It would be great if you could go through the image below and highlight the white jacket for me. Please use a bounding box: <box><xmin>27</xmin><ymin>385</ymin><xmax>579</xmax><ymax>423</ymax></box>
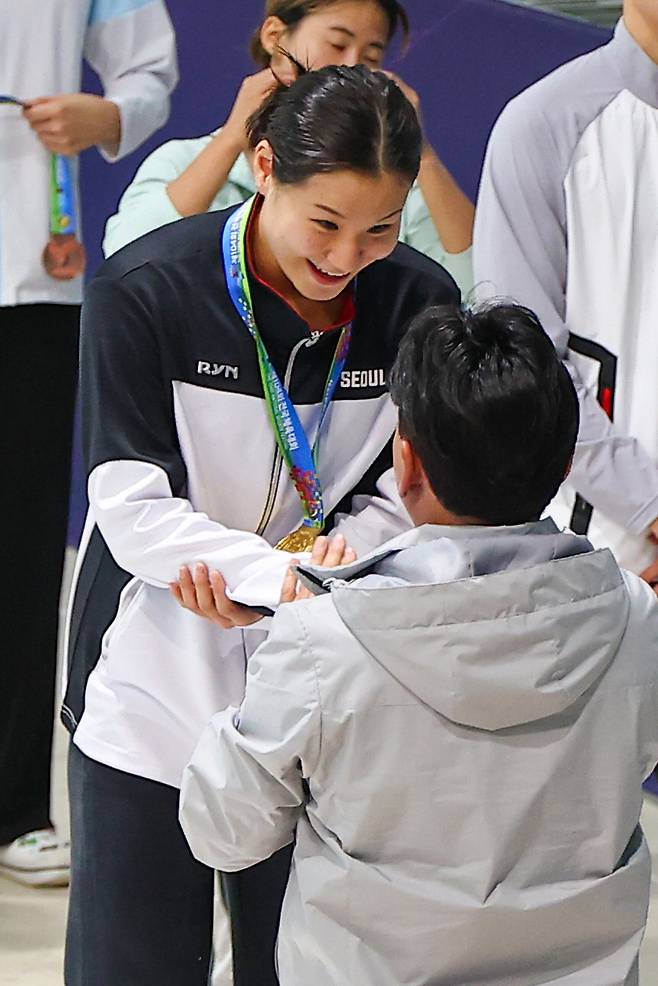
<box><xmin>181</xmin><ymin>520</ymin><xmax>658</xmax><ymax>986</ymax></box>
<box><xmin>474</xmin><ymin>20</ymin><xmax>658</xmax><ymax>572</ymax></box>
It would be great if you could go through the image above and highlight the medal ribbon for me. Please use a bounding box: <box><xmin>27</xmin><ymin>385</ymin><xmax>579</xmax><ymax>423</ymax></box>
<box><xmin>222</xmin><ymin>195</ymin><xmax>351</xmax><ymax>533</ymax></box>
<box><xmin>49</xmin><ymin>153</ymin><xmax>78</xmax><ymax>237</ymax></box>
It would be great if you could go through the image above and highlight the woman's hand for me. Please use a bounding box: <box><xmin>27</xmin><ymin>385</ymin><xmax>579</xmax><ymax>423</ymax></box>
<box><xmin>280</xmin><ymin>534</ymin><xmax>357</xmax><ymax>603</ymax></box>
<box><xmin>170</xmin><ymin>563</ymin><xmax>264</xmax><ymax>629</ymax></box>
<box><xmin>170</xmin><ymin>534</ymin><xmax>357</xmax><ymax>627</ymax></box>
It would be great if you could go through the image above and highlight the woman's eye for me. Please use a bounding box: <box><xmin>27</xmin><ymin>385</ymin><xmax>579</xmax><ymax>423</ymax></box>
<box><xmin>369</xmin><ymin>224</ymin><xmax>393</xmax><ymax>235</ymax></box>
<box><xmin>313</xmin><ymin>219</ymin><xmax>339</xmax><ymax>231</ymax></box>
<box><xmin>331</xmin><ymin>44</ymin><xmax>347</xmax><ymax>54</ymax></box>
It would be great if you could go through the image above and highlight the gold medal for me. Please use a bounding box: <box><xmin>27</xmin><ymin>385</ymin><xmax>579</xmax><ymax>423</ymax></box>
<box><xmin>43</xmin><ymin>233</ymin><xmax>86</xmax><ymax>280</ymax></box>
<box><xmin>276</xmin><ymin>525</ymin><xmax>321</xmax><ymax>553</ymax></box>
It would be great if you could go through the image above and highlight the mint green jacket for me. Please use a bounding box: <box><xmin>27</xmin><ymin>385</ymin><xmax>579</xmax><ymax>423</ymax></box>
<box><xmin>103</xmin><ymin>134</ymin><xmax>473</xmax><ymax>295</ymax></box>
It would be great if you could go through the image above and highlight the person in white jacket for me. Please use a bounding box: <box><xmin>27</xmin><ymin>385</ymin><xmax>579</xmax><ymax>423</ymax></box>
<box><xmin>181</xmin><ymin>301</ymin><xmax>658</xmax><ymax>986</ymax></box>
<box><xmin>474</xmin><ymin>1</ymin><xmax>658</xmax><ymax>586</ymax></box>
<box><xmin>0</xmin><ymin>0</ymin><xmax>177</xmax><ymax>889</ymax></box>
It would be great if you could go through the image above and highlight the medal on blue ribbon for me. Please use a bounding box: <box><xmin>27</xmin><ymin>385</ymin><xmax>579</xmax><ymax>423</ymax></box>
<box><xmin>222</xmin><ymin>196</ymin><xmax>352</xmax><ymax>552</ymax></box>
<box><xmin>43</xmin><ymin>152</ymin><xmax>86</xmax><ymax>280</ymax></box>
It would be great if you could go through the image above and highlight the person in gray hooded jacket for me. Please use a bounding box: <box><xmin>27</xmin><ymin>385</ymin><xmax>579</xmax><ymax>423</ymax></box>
<box><xmin>179</xmin><ymin>302</ymin><xmax>658</xmax><ymax>986</ymax></box>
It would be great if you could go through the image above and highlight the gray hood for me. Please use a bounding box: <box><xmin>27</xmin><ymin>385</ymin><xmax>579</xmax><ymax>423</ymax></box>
<box><xmin>298</xmin><ymin>520</ymin><xmax>629</xmax><ymax>731</ymax></box>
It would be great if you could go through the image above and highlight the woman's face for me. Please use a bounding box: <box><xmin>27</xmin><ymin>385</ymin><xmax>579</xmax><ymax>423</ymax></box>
<box><xmin>271</xmin><ymin>0</ymin><xmax>391</xmax><ymax>75</ymax></box>
<box><xmin>255</xmin><ymin>148</ymin><xmax>410</xmax><ymax>303</ymax></box>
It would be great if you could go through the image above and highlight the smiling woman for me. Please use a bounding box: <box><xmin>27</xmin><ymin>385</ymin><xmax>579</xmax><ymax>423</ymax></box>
<box><xmin>63</xmin><ymin>63</ymin><xmax>460</xmax><ymax>986</ymax></box>
<box><xmin>244</xmin><ymin>63</ymin><xmax>419</xmax><ymax>324</ymax></box>
<box><xmin>102</xmin><ymin>0</ymin><xmax>475</xmax><ymax>294</ymax></box>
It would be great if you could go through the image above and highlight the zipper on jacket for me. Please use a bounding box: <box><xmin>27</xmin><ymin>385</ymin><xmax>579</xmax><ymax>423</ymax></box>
<box><xmin>255</xmin><ymin>333</ymin><xmax>322</xmax><ymax>537</ymax></box>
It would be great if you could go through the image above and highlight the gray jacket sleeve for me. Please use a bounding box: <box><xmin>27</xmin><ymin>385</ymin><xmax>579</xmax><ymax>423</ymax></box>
<box><xmin>179</xmin><ymin>604</ymin><xmax>321</xmax><ymax>872</ymax></box>
<box><xmin>474</xmin><ymin>94</ymin><xmax>658</xmax><ymax>536</ymax></box>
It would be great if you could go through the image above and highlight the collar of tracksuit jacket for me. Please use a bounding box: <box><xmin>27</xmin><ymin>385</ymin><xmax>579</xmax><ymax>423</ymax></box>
<box><xmin>297</xmin><ymin>518</ymin><xmax>629</xmax><ymax>731</ymax></box>
<box><xmin>609</xmin><ymin>19</ymin><xmax>658</xmax><ymax>110</ymax></box>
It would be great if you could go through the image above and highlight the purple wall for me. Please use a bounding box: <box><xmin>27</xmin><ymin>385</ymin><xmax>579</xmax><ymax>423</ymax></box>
<box><xmin>69</xmin><ymin>0</ymin><xmax>610</xmax><ymax>542</ymax></box>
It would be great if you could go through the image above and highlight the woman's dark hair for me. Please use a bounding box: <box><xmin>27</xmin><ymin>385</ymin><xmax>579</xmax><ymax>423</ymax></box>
<box><xmin>389</xmin><ymin>302</ymin><xmax>580</xmax><ymax>525</ymax></box>
<box><xmin>250</xmin><ymin>0</ymin><xmax>410</xmax><ymax>66</ymax></box>
<box><xmin>247</xmin><ymin>63</ymin><xmax>421</xmax><ymax>184</ymax></box>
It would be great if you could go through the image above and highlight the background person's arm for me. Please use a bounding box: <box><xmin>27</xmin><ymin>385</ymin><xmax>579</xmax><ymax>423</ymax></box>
<box><xmin>387</xmin><ymin>72</ymin><xmax>474</xmax><ymax>276</ymax></box>
<box><xmin>24</xmin><ymin>0</ymin><xmax>177</xmax><ymax>160</ymax></box>
<box><xmin>474</xmin><ymin>95</ymin><xmax>658</xmax><ymax>544</ymax></box>
<box><xmin>83</xmin><ymin>0</ymin><xmax>178</xmax><ymax>160</ymax></box>
<box><xmin>166</xmin><ymin>69</ymin><xmax>276</xmax><ymax>217</ymax></box>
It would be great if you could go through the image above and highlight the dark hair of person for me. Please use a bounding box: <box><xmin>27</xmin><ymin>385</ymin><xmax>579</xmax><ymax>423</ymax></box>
<box><xmin>247</xmin><ymin>63</ymin><xmax>421</xmax><ymax>184</ymax></box>
<box><xmin>389</xmin><ymin>303</ymin><xmax>580</xmax><ymax>525</ymax></box>
<box><xmin>250</xmin><ymin>0</ymin><xmax>410</xmax><ymax>66</ymax></box>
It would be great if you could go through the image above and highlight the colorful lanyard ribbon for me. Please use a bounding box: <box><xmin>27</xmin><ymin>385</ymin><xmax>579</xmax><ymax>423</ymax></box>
<box><xmin>49</xmin><ymin>153</ymin><xmax>78</xmax><ymax>237</ymax></box>
<box><xmin>1</xmin><ymin>93</ymin><xmax>84</xmax><ymax>278</ymax></box>
<box><xmin>222</xmin><ymin>196</ymin><xmax>352</xmax><ymax>548</ymax></box>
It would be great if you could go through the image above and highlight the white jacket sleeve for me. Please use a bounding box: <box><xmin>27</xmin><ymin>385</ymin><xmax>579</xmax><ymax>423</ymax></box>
<box><xmin>82</xmin><ymin>271</ymin><xmax>293</xmax><ymax>610</ymax></box>
<box><xmin>84</xmin><ymin>0</ymin><xmax>178</xmax><ymax>161</ymax></box>
<box><xmin>180</xmin><ymin>603</ymin><xmax>320</xmax><ymax>871</ymax></box>
<box><xmin>474</xmin><ymin>96</ymin><xmax>658</xmax><ymax>536</ymax></box>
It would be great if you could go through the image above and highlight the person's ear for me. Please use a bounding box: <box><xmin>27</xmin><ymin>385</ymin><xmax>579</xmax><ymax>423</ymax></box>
<box><xmin>252</xmin><ymin>139</ymin><xmax>275</xmax><ymax>196</ymax></box>
<box><xmin>260</xmin><ymin>16</ymin><xmax>288</xmax><ymax>59</ymax></box>
<box><xmin>395</xmin><ymin>432</ymin><xmax>423</xmax><ymax>502</ymax></box>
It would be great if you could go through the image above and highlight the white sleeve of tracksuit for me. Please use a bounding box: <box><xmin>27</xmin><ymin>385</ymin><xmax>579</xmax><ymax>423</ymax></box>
<box><xmin>180</xmin><ymin>603</ymin><xmax>319</xmax><ymax>871</ymax></box>
<box><xmin>82</xmin><ymin>271</ymin><xmax>300</xmax><ymax>611</ymax></box>
<box><xmin>474</xmin><ymin>94</ymin><xmax>658</xmax><ymax>536</ymax></box>
<box><xmin>84</xmin><ymin>0</ymin><xmax>178</xmax><ymax>161</ymax></box>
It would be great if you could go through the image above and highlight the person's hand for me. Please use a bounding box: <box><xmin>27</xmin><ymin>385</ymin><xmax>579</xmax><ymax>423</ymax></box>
<box><xmin>222</xmin><ymin>69</ymin><xmax>283</xmax><ymax>153</ymax></box>
<box><xmin>170</xmin><ymin>563</ymin><xmax>264</xmax><ymax>629</ymax></box>
<box><xmin>23</xmin><ymin>93</ymin><xmax>121</xmax><ymax>156</ymax></box>
<box><xmin>280</xmin><ymin>534</ymin><xmax>357</xmax><ymax>604</ymax></box>
<box><xmin>382</xmin><ymin>71</ymin><xmax>421</xmax><ymax>116</ymax></box>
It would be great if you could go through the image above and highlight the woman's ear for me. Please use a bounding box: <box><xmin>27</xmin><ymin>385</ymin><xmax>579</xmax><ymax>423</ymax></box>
<box><xmin>259</xmin><ymin>16</ymin><xmax>288</xmax><ymax>59</ymax></box>
<box><xmin>252</xmin><ymin>139</ymin><xmax>275</xmax><ymax>196</ymax></box>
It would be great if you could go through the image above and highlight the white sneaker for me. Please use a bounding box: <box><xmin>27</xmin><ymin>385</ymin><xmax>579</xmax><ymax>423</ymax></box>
<box><xmin>0</xmin><ymin>828</ymin><xmax>70</xmax><ymax>887</ymax></box>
